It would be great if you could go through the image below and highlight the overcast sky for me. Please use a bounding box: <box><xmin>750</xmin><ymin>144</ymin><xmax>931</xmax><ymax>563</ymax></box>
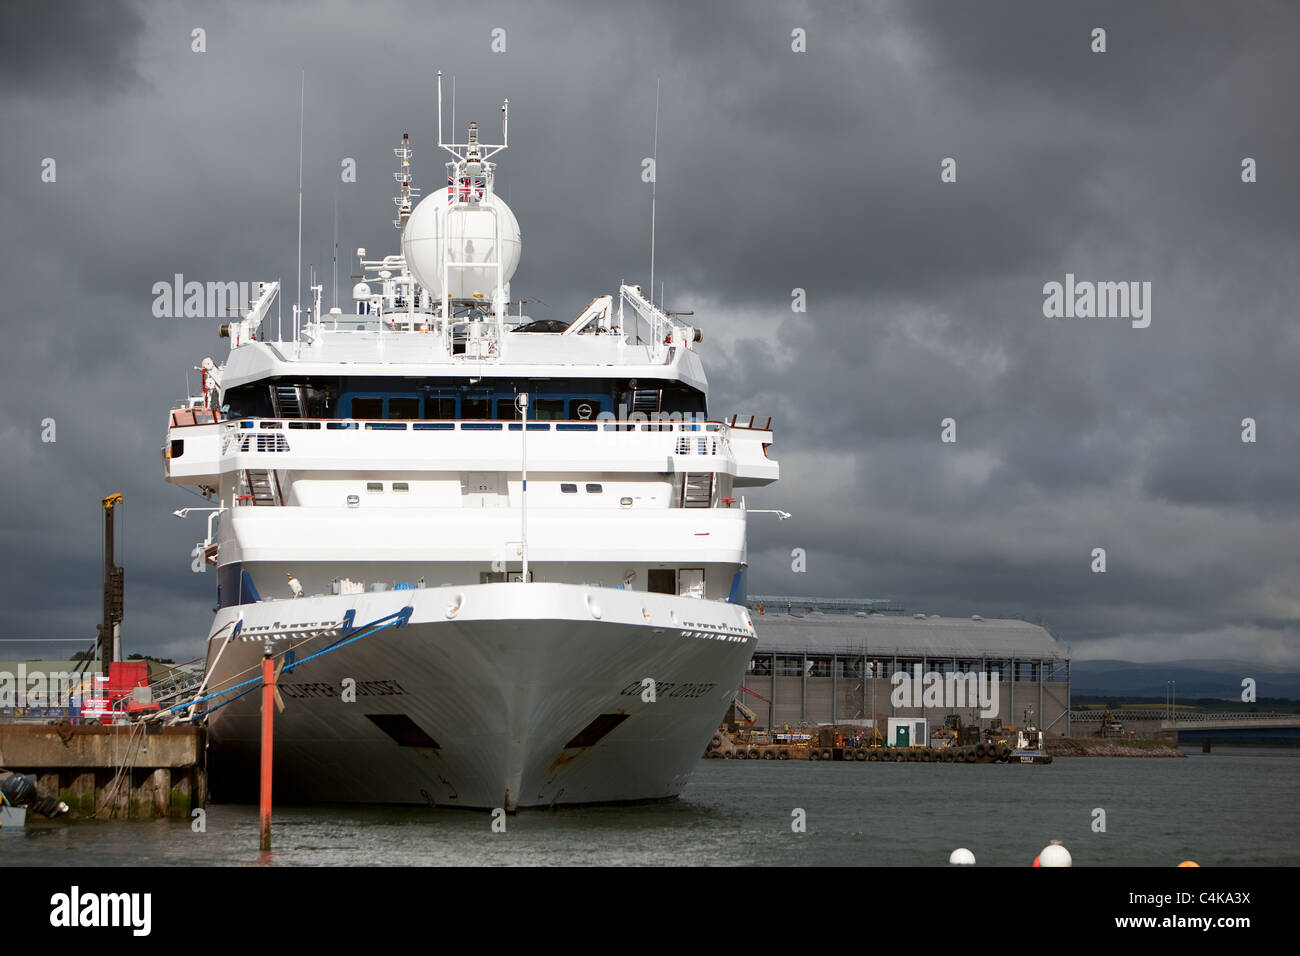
<box><xmin>2</xmin><ymin>0</ymin><xmax>1298</xmax><ymax>670</ymax></box>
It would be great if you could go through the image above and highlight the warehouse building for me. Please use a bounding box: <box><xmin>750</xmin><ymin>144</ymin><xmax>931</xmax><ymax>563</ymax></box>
<box><xmin>743</xmin><ymin>596</ymin><xmax>1071</xmax><ymax>736</ymax></box>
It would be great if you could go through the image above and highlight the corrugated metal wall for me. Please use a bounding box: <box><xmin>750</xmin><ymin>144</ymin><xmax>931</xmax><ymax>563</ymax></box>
<box><xmin>742</xmin><ymin>663</ymin><xmax>1070</xmax><ymax>734</ymax></box>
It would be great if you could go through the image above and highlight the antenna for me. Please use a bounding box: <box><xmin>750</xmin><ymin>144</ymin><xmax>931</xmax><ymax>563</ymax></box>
<box><xmin>435</xmin><ymin>71</ymin><xmax>510</xmax><ymax>163</ymax></box>
<box><xmin>332</xmin><ymin>196</ymin><xmax>339</xmax><ymax>309</ymax></box>
<box><xmin>517</xmin><ymin>391</ymin><xmax>530</xmax><ymax>583</ymax></box>
<box><xmin>393</xmin><ymin>132</ymin><xmax>419</xmax><ymax>229</ymax></box>
<box><xmin>294</xmin><ymin>70</ymin><xmax>305</xmax><ymax>342</ymax></box>
<box><xmin>430</xmin><ymin>69</ymin><xmax>512</xmax><ymax>326</ymax></box>
<box><xmin>649</xmin><ymin>76</ymin><xmax>660</xmax><ymax>308</ymax></box>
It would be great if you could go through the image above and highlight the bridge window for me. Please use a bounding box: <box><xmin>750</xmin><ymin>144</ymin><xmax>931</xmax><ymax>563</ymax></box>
<box><xmin>388</xmin><ymin>398</ymin><xmax>420</xmax><ymax>419</ymax></box>
<box><xmin>560</xmin><ymin>483</ymin><xmax>577</xmax><ymax>494</ymax></box>
<box><xmin>534</xmin><ymin>398</ymin><xmax>566</xmax><ymax>420</ymax></box>
<box><xmin>326</xmin><ymin>383</ymin><xmax>621</xmax><ymax>423</ymax></box>
<box><xmin>585</xmin><ymin>483</ymin><xmax>603</xmax><ymax>494</ymax></box>
<box><xmin>425</xmin><ymin>397</ymin><xmax>456</xmax><ymax>419</ymax></box>
<box><xmin>351</xmin><ymin>397</ymin><xmax>382</xmax><ymax>419</ymax></box>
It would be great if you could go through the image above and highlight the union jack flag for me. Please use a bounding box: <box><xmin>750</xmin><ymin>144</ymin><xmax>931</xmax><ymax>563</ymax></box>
<box><xmin>448</xmin><ymin>176</ymin><xmax>485</xmax><ymax>203</ymax></box>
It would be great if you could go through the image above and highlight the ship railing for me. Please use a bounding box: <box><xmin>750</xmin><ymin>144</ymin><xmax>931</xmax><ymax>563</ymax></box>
<box><xmin>210</xmin><ymin>417</ymin><xmax>771</xmax><ymax>475</ymax></box>
<box><xmin>182</xmin><ymin>415</ymin><xmax>772</xmax><ymax>436</ymax></box>
<box><xmin>213</xmin><ymin>417</ymin><xmax>765</xmax><ymax>435</ymax></box>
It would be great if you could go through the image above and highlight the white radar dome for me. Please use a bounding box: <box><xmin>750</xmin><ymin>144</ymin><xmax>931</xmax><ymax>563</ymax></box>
<box><xmin>402</xmin><ymin>188</ymin><xmax>521</xmax><ymax>300</ymax></box>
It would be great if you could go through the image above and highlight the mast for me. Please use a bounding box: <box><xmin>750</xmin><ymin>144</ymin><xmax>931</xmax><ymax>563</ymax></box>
<box><xmin>393</xmin><ymin>132</ymin><xmax>417</xmax><ymax>230</ymax></box>
<box><xmin>293</xmin><ymin>71</ymin><xmax>304</xmax><ymax>343</ymax></box>
<box><xmin>392</xmin><ymin>132</ymin><xmax>419</xmax><ymax>320</ymax></box>
<box><xmin>433</xmin><ymin>72</ymin><xmax>511</xmax><ymax>328</ymax></box>
<box><xmin>519</xmin><ymin>392</ymin><xmax>529</xmax><ymax>582</ymax></box>
<box><xmin>99</xmin><ymin>494</ymin><xmax>124</xmax><ymax>676</ymax></box>
<box><xmin>650</xmin><ymin>77</ymin><xmax>659</xmax><ymax>307</ymax></box>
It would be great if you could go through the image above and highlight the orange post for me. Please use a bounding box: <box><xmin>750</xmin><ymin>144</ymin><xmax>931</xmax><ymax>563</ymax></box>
<box><xmin>259</xmin><ymin>649</ymin><xmax>274</xmax><ymax>851</ymax></box>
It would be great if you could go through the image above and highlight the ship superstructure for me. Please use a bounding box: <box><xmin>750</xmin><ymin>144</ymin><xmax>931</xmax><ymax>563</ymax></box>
<box><xmin>162</xmin><ymin>81</ymin><xmax>778</xmax><ymax>809</ymax></box>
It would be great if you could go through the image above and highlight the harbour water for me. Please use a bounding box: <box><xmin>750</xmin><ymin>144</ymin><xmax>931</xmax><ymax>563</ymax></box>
<box><xmin>6</xmin><ymin>747</ymin><xmax>1297</xmax><ymax>866</ymax></box>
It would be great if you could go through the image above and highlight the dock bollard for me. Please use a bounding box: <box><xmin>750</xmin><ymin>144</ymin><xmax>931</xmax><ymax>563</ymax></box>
<box><xmin>259</xmin><ymin>648</ymin><xmax>275</xmax><ymax>851</ymax></box>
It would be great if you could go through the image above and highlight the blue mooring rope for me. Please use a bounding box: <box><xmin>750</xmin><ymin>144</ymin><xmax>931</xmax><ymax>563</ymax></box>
<box><xmin>165</xmin><ymin>606</ymin><xmax>413</xmax><ymax>722</ymax></box>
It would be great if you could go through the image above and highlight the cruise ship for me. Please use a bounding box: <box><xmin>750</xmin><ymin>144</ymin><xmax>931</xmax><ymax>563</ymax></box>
<box><xmin>161</xmin><ymin>83</ymin><xmax>779</xmax><ymax>809</ymax></box>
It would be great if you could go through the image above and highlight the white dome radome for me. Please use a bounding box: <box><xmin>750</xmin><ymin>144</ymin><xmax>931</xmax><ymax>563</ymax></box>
<box><xmin>352</xmin><ymin>282</ymin><xmax>371</xmax><ymax>300</ymax></box>
<box><xmin>402</xmin><ymin>188</ymin><xmax>521</xmax><ymax>301</ymax></box>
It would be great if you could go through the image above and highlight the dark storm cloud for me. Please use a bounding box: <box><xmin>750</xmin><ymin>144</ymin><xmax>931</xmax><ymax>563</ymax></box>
<box><xmin>0</xmin><ymin>0</ymin><xmax>146</xmax><ymax>97</ymax></box>
<box><xmin>0</xmin><ymin>0</ymin><xmax>1297</xmax><ymax>667</ymax></box>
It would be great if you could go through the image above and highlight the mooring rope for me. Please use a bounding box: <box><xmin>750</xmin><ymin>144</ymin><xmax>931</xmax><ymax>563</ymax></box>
<box><xmin>160</xmin><ymin>608</ymin><xmax>413</xmax><ymax>722</ymax></box>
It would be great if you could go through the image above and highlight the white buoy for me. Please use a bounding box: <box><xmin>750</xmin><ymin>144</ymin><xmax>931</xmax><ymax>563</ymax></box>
<box><xmin>1038</xmin><ymin>841</ymin><xmax>1072</xmax><ymax>867</ymax></box>
<box><xmin>948</xmin><ymin>848</ymin><xmax>976</xmax><ymax>866</ymax></box>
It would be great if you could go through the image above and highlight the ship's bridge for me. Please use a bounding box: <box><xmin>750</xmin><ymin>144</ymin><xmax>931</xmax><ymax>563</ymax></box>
<box><xmin>220</xmin><ymin>282</ymin><xmax>708</xmax><ymax>389</ymax></box>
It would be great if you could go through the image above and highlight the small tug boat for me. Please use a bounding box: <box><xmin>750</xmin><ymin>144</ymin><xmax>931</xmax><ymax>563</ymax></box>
<box><xmin>1007</xmin><ymin>724</ymin><xmax>1053</xmax><ymax>765</ymax></box>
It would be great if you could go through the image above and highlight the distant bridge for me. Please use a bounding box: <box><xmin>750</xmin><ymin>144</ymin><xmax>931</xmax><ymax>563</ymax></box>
<box><xmin>1162</xmin><ymin>715</ymin><xmax>1300</xmax><ymax>743</ymax></box>
<box><xmin>1070</xmin><ymin>710</ymin><xmax>1300</xmax><ymax>744</ymax></box>
<box><xmin>1069</xmin><ymin>710</ymin><xmax>1294</xmax><ymax>724</ymax></box>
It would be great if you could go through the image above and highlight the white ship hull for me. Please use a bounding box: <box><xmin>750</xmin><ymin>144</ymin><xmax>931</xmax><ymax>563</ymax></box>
<box><xmin>200</xmin><ymin>583</ymin><xmax>755</xmax><ymax>809</ymax></box>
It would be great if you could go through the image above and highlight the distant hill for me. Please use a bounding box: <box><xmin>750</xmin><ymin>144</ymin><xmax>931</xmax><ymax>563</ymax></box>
<box><xmin>1069</xmin><ymin>660</ymin><xmax>1300</xmax><ymax>699</ymax></box>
